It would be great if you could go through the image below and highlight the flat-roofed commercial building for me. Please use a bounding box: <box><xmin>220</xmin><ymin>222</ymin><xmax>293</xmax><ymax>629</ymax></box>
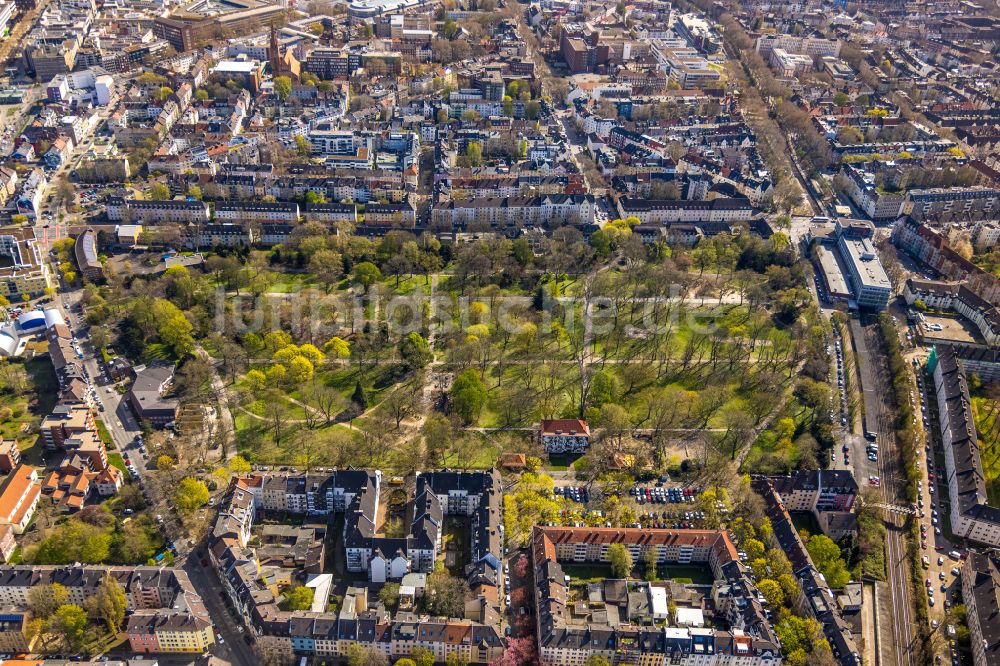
<box><xmin>153</xmin><ymin>0</ymin><xmax>286</xmax><ymax>52</ymax></box>
<box><xmin>837</xmin><ymin>229</ymin><xmax>891</xmax><ymax>310</ymax></box>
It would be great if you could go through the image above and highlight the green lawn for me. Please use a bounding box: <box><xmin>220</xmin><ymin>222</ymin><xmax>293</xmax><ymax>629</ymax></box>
<box><xmin>95</xmin><ymin>419</ymin><xmax>114</xmax><ymax>448</ymax></box>
<box><xmin>269</xmin><ymin>273</ymin><xmax>318</xmax><ymax>293</ymax></box>
<box><xmin>379</xmin><ymin>274</ymin><xmax>434</xmax><ymax>296</ymax></box>
<box><xmin>562</xmin><ymin>562</ymin><xmax>712</xmax><ymax>585</ymax></box>
<box><xmin>655</xmin><ymin>564</ymin><xmax>715</xmax><ymax>585</ymax></box>
<box><xmin>108</xmin><ymin>453</ymin><xmax>127</xmax><ymax>473</ymax></box>
<box><xmin>546</xmin><ymin>454</ymin><xmax>580</xmax><ymax>472</ymax></box>
<box><xmin>562</xmin><ymin>563</ymin><xmax>614</xmax><ymax>583</ymax></box>
<box><xmin>972</xmin><ymin>397</ymin><xmax>1000</xmax><ymax>505</ymax></box>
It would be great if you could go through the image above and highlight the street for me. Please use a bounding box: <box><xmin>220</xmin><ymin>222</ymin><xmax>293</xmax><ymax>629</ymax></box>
<box><xmin>184</xmin><ymin>557</ymin><xmax>257</xmax><ymax>666</ymax></box>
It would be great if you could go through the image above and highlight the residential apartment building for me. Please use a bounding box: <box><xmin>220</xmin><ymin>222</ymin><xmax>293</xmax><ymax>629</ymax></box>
<box><xmin>767</xmin><ymin>469</ymin><xmax>858</xmax><ymax>511</ymax></box>
<box><xmin>753</xmin><ymin>479</ymin><xmax>861</xmax><ymax>665</ymax></box>
<box><xmin>431</xmin><ymin>195</ymin><xmax>596</xmax><ymax>229</ymax></box>
<box><xmin>304</xmin><ymin>202</ymin><xmax>358</xmax><ymax>225</ymax></box>
<box><xmin>532</xmin><ymin>526</ymin><xmax>782</xmax><ymax>666</ymax></box>
<box><xmin>931</xmin><ymin>345</ymin><xmax>1000</xmax><ymax>546</ymax></box>
<box><xmin>616</xmin><ymin>197</ymin><xmax>754</xmax><ymax>224</ymax></box>
<box><xmin>209</xmin><ymin>469</ymin><xmax>506</xmax><ymax>664</ymax></box>
<box><xmin>258</xmin><ymin>224</ymin><xmax>294</xmax><ymax>247</ymax></box>
<box><xmin>0</xmin><ymin>166</ymin><xmax>17</xmax><ymax>206</ymax></box>
<box><xmin>539</xmin><ymin>419</ymin><xmax>590</xmax><ymax>454</ymax></box>
<box><xmin>972</xmin><ymin>222</ymin><xmax>1000</xmax><ymax>252</ymax></box>
<box><xmin>0</xmin><ymin>524</ymin><xmax>14</xmax><ymax>563</ymax></box>
<box><xmin>0</xmin><ymin>2</ymin><xmax>14</xmax><ymax>38</ymax></box>
<box><xmin>0</xmin><ymin>611</ymin><xmax>31</xmax><ymax>653</ymax></box>
<box><xmin>307</xmin><ymin>130</ymin><xmax>372</xmax><ymax>164</ymax></box>
<box><xmin>903</xmin><ymin>279</ymin><xmax>1000</xmax><ymax>348</ymax></box>
<box><xmin>0</xmin><ymin>439</ymin><xmax>21</xmax><ymax>473</ymax></box>
<box><xmin>214</xmin><ymin>202</ymin><xmax>300</xmax><ymax>223</ymax></box>
<box><xmin>0</xmin><ymin>564</ymin><xmax>201</xmax><ymax>608</ymax></box>
<box><xmin>365</xmin><ymin>202</ymin><xmax>415</xmax><ymax>226</ymax></box>
<box><xmin>41</xmin><ymin>403</ymin><xmax>96</xmax><ymax>449</ymax></box>
<box><xmin>905</xmin><ymin>187</ymin><xmax>1000</xmax><ymax>222</ymax></box>
<box><xmin>0</xmin><ymin>465</ymin><xmax>40</xmax><ymax>534</ymax></box>
<box><xmin>211</xmin><ymin>477</ymin><xmax>256</xmax><ymax>548</ymax></box>
<box><xmin>128</xmin><ymin>612</ymin><xmax>215</xmax><ymax>653</ymax></box>
<box><xmin>962</xmin><ymin>551</ymin><xmax>1000</xmax><ymax>666</ymax></box>
<box><xmin>341</xmin><ymin>470</ymin><xmax>500</xmax><ymax>578</ymax></box>
<box><xmin>185</xmin><ymin>222</ymin><xmax>257</xmax><ymax>249</ymax></box>
<box><xmin>0</xmin><ymin>565</ymin><xmax>210</xmax><ymax>654</ymax></box>
<box><xmin>106</xmin><ymin>197</ymin><xmax>211</xmax><ymax>224</ymax></box>
<box><xmin>754</xmin><ymin>34</ymin><xmax>842</xmax><ymax>58</ymax></box>
<box><xmin>839</xmin><ymin>164</ymin><xmax>905</xmax><ymax>221</ymax></box>
<box><xmin>0</xmin><ymin>229</ymin><xmax>49</xmax><ymax>298</ymax></box>
<box><xmin>892</xmin><ymin>217</ymin><xmax>1000</xmax><ymax>305</ymax></box>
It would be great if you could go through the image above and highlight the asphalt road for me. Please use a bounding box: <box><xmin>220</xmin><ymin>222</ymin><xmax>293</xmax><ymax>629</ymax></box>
<box><xmin>184</xmin><ymin>557</ymin><xmax>256</xmax><ymax>666</ymax></box>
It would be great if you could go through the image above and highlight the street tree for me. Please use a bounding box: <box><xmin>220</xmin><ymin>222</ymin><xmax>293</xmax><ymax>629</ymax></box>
<box><xmin>173</xmin><ymin>477</ymin><xmax>209</xmax><ymax>513</ymax></box>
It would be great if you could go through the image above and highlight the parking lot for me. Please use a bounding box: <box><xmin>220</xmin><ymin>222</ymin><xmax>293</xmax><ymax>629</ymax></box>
<box><xmin>630</xmin><ymin>485</ymin><xmax>700</xmax><ymax>505</ymax></box>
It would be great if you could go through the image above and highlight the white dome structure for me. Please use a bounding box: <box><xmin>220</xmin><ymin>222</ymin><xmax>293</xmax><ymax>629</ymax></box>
<box><xmin>0</xmin><ymin>332</ymin><xmax>17</xmax><ymax>356</ymax></box>
<box><xmin>16</xmin><ymin>310</ymin><xmax>46</xmax><ymax>332</ymax></box>
<box><xmin>43</xmin><ymin>308</ymin><xmax>66</xmax><ymax>329</ymax></box>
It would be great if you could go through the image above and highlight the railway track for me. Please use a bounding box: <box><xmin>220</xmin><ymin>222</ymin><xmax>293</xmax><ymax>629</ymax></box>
<box><xmin>856</xmin><ymin>320</ymin><xmax>916</xmax><ymax>666</ymax></box>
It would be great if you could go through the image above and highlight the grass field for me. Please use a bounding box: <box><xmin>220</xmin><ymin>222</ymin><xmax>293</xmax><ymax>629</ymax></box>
<box><xmin>972</xmin><ymin>397</ymin><xmax>1000</xmax><ymax>505</ymax></box>
<box><xmin>561</xmin><ymin>562</ymin><xmax>714</xmax><ymax>585</ymax></box>
<box><xmin>269</xmin><ymin>273</ymin><xmax>318</xmax><ymax>293</ymax></box>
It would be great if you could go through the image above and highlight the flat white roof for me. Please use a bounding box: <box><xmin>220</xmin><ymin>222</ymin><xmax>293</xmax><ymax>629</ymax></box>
<box><xmin>650</xmin><ymin>586</ymin><xmax>668</xmax><ymax>617</ymax></box>
<box><xmin>676</xmin><ymin>607</ymin><xmax>706</xmax><ymax>627</ymax></box>
<box><xmin>213</xmin><ymin>61</ymin><xmax>258</xmax><ymax>73</ymax></box>
<box><xmin>840</xmin><ymin>235</ymin><xmax>891</xmax><ymax>290</ymax></box>
<box><xmin>305</xmin><ymin>573</ymin><xmax>333</xmax><ymax>613</ymax></box>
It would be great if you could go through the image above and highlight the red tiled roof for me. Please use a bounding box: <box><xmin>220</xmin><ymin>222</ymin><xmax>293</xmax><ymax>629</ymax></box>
<box><xmin>540</xmin><ymin>419</ymin><xmax>590</xmax><ymax>436</ymax></box>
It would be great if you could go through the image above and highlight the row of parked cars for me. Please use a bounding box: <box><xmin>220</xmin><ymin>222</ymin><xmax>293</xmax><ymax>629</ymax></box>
<box><xmin>554</xmin><ymin>485</ymin><xmax>590</xmax><ymax>503</ymax></box>
<box><xmin>832</xmin><ymin>335</ymin><xmax>848</xmax><ymax>427</ymax></box>
<box><xmin>638</xmin><ymin>509</ymin><xmax>706</xmax><ymax>530</ymax></box>
<box><xmin>631</xmin><ymin>486</ymin><xmax>699</xmax><ymax>504</ymax></box>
